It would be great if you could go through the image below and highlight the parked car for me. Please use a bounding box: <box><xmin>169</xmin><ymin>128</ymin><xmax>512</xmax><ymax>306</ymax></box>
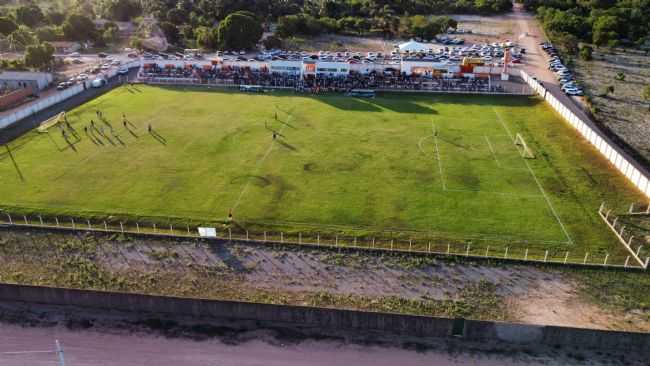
<box><xmin>91</xmin><ymin>77</ymin><xmax>106</xmax><ymax>88</ymax></box>
<box><xmin>117</xmin><ymin>68</ymin><xmax>129</xmax><ymax>75</ymax></box>
<box><xmin>56</xmin><ymin>82</ymin><xmax>68</xmax><ymax>90</ymax></box>
<box><xmin>98</xmin><ymin>52</ymin><xmax>108</xmax><ymax>58</ymax></box>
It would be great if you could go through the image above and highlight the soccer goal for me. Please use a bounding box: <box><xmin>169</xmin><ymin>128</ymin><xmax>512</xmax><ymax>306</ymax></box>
<box><xmin>37</xmin><ymin>112</ymin><xmax>66</xmax><ymax>133</ymax></box>
<box><xmin>514</xmin><ymin>133</ymin><xmax>535</xmax><ymax>159</ymax></box>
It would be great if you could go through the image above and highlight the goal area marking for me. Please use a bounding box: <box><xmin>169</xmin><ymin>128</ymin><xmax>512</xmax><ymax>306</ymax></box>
<box><xmin>514</xmin><ymin>133</ymin><xmax>535</xmax><ymax>159</ymax></box>
<box><xmin>37</xmin><ymin>112</ymin><xmax>66</xmax><ymax>133</ymax></box>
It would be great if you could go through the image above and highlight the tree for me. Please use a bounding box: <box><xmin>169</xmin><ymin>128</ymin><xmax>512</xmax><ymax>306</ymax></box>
<box><xmin>45</xmin><ymin>10</ymin><xmax>66</xmax><ymax>26</ymax></box>
<box><xmin>166</xmin><ymin>8</ymin><xmax>188</xmax><ymax>25</ymax></box>
<box><xmin>105</xmin><ymin>0</ymin><xmax>142</xmax><ymax>21</ymax></box>
<box><xmin>15</xmin><ymin>4</ymin><xmax>44</xmax><ymax>27</ymax></box>
<box><xmin>0</xmin><ymin>16</ymin><xmax>18</xmax><ymax>36</ymax></box>
<box><xmin>62</xmin><ymin>14</ymin><xmax>97</xmax><ymax>41</ymax></box>
<box><xmin>159</xmin><ymin>21</ymin><xmax>180</xmax><ymax>45</ymax></box>
<box><xmin>216</xmin><ymin>11</ymin><xmax>262</xmax><ymax>50</ymax></box>
<box><xmin>579</xmin><ymin>45</ymin><xmax>593</xmax><ymax>60</ymax></box>
<box><xmin>24</xmin><ymin>42</ymin><xmax>54</xmax><ymax>69</ymax></box>
<box><xmin>592</xmin><ymin>15</ymin><xmax>621</xmax><ymax>46</ymax></box>
<box><xmin>103</xmin><ymin>21</ymin><xmax>120</xmax><ymax>44</ymax></box>
<box><xmin>642</xmin><ymin>85</ymin><xmax>650</xmax><ymax>111</ymax></box>
<box><xmin>7</xmin><ymin>26</ymin><xmax>37</xmax><ymax>51</ymax></box>
<box><xmin>194</xmin><ymin>26</ymin><xmax>218</xmax><ymax>49</ymax></box>
<box><xmin>262</xmin><ymin>35</ymin><xmax>282</xmax><ymax>50</ymax></box>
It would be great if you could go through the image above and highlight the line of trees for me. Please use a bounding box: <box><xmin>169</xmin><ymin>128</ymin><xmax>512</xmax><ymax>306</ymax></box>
<box><xmin>149</xmin><ymin>0</ymin><xmax>511</xmax><ymax>50</ymax></box>
<box><xmin>524</xmin><ymin>0</ymin><xmax>650</xmax><ymax>51</ymax></box>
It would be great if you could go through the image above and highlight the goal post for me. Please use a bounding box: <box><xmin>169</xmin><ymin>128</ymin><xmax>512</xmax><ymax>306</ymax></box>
<box><xmin>514</xmin><ymin>133</ymin><xmax>535</xmax><ymax>159</ymax></box>
<box><xmin>37</xmin><ymin>112</ymin><xmax>66</xmax><ymax>133</ymax></box>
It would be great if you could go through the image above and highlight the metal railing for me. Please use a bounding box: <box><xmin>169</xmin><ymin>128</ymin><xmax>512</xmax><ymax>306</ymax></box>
<box><xmin>1</xmin><ymin>212</ymin><xmax>646</xmax><ymax>270</ymax></box>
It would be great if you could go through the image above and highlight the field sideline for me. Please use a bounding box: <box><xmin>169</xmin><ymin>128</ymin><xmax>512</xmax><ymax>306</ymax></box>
<box><xmin>0</xmin><ymin>85</ymin><xmax>644</xmax><ymax>261</ymax></box>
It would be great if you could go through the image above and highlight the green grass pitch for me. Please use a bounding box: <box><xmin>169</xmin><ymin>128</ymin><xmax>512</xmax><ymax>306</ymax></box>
<box><xmin>0</xmin><ymin>85</ymin><xmax>645</xmax><ymax>262</ymax></box>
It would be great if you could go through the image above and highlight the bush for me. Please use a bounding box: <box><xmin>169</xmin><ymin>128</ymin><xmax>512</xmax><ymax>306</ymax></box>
<box><xmin>579</xmin><ymin>45</ymin><xmax>592</xmax><ymax>61</ymax></box>
<box><xmin>263</xmin><ymin>35</ymin><xmax>283</xmax><ymax>50</ymax></box>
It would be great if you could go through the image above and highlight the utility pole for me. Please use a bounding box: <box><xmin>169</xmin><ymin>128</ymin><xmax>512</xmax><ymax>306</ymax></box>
<box><xmin>56</xmin><ymin>340</ymin><xmax>66</xmax><ymax>366</ymax></box>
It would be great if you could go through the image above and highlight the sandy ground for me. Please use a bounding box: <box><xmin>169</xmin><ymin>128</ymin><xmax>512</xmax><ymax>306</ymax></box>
<box><xmin>0</xmin><ymin>323</ymin><xmax>643</xmax><ymax>366</ymax></box>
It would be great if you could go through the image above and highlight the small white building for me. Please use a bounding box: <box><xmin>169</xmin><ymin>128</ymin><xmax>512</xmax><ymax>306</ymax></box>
<box><xmin>0</xmin><ymin>71</ymin><xmax>53</xmax><ymax>91</ymax></box>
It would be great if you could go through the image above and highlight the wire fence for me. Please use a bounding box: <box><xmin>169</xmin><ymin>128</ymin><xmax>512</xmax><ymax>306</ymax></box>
<box><xmin>1</xmin><ymin>212</ymin><xmax>647</xmax><ymax>271</ymax></box>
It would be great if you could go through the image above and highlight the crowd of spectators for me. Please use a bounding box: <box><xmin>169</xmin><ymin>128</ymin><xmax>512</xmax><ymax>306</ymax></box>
<box><xmin>138</xmin><ymin>65</ymin><xmax>505</xmax><ymax>93</ymax></box>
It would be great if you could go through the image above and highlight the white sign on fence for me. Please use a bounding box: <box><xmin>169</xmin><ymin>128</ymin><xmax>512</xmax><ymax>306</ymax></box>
<box><xmin>198</xmin><ymin>227</ymin><xmax>217</xmax><ymax>238</ymax></box>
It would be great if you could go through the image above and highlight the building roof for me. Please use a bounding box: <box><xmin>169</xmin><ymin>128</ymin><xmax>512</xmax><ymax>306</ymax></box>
<box><xmin>398</xmin><ymin>40</ymin><xmax>430</xmax><ymax>53</ymax></box>
<box><xmin>0</xmin><ymin>71</ymin><xmax>52</xmax><ymax>81</ymax></box>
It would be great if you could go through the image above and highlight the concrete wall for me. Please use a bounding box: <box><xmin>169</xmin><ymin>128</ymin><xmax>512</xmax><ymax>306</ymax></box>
<box><xmin>0</xmin><ymin>283</ymin><xmax>648</xmax><ymax>353</ymax></box>
<box><xmin>520</xmin><ymin>70</ymin><xmax>650</xmax><ymax>198</ymax></box>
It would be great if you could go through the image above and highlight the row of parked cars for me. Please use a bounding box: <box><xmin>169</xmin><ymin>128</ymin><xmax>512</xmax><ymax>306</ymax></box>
<box><xmin>541</xmin><ymin>42</ymin><xmax>583</xmax><ymax>96</ymax></box>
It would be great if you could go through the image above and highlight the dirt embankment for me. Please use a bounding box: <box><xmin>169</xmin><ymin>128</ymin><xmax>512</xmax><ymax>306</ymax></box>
<box><xmin>0</xmin><ymin>228</ymin><xmax>648</xmax><ymax>331</ymax></box>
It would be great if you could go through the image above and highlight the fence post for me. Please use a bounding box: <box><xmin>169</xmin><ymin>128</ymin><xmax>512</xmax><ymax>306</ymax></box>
<box><xmin>629</xmin><ymin>203</ymin><xmax>634</xmax><ymax>213</ymax></box>
<box><xmin>187</xmin><ymin>225</ymin><xmax>190</xmax><ymax>235</ymax></box>
<box><xmin>583</xmin><ymin>252</ymin><xmax>589</xmax><ymax>264</ymax></box>
<box><xmin>543</xmin><ymin>250</ymin><xmax>548</xmax><ymax>262</ymax></box>
<box><xmin>170</xmin><ymin>224</ymin><xmax>173</xmax><ymax>234</ymax></box>
<box><xmin>264</xmin><ymin>231</ymin><xmax>267</xmax><ymax>242</ymax></box>
<box><xmin>317</xmin><ymin>233</ymin><xmax>320</xmax><ymax>246</ymax></box>
<box><xmin>428</xmin><ymin>241</ymin><xmax>431</xmax><ymax>253</ymax></box>
<box><xmin>7</xmin><ymin>213</ymin><xmax>12</xmax><ymax>224</ymax></box>
<box><xmin>624</xmin><ymin>256</ymin><xmax>630</xmax><ymax>268</ymax></box>
<box><xmin>390</xmin><ymin>239</ymin><xmax>393</xmax><ymax>251</ymax></box>
<box><xmin>104</xmin><ymin>221</ymin><xmax>108</xmax><ymax>231</ymax></box>
<box><xmin>24</xmin><ymin>215</ymin><xmax>28</xmax><ymax>224</ymax></box>
<box><xmin>563</xmin><ymin>251</ymin><xmax>569</xmax><ymax>264</ymax></box>
<box><xmin>603</xmin><ymin>254</ymin><xmax>609</xmax><ymax>266</ymax></box>
<box><xmin>447</xmin><ymin>243</ymin><xmax>450</xmax><ymax>254</ymax></box>
<box><xmin>280</xmin><ymin>232</ymin><xmax>283</xmax><ymax>243</ymax></box>
<box><xmin>153</xmin><ymin>223</ymin><xmax>156</xmax><ymax>233</ymax></box>
<box><xmin>71</xmin><ymin>218</ymin><xmax>75</xmax><ymax>229</ymax></box>
<box><xmin>465</xmin><ymin>244</ymin><xmax>470</xmax><ymax>256</ymax></box>
<box><xmin>354</xmin><ymin>236</ymin><xmax>357</xmax><ymax>247</ymax></box>
<box><xmin>39</xmin><ymin>215</ymin><xmax>43</xmax><ymax>226</ymax></box>
<box><xmin>55</xmin><ymin>217</ymin><xmax>59</xmax><ymax>227</ymax></box>
<box><xmin>87</xmin><ymin>220</ymin><xmax>91</xmax><ymax>229</ymax></box>
<box><xmin>246</xmin><ymin>230</ymin><xmax>250</xmax><ymax>240</ymax></box>
<box><xmin>504</xmin><ymin>247</ymin><xmax>508</xmax><ymax>259</ymax></box>
<box><xmin>372</xmin><ymin>237</ymin><xmax>375</xmax><ymax>248</ymax></box>
<box><xmin>120</xmin><ymin>222</ymin><xmax>124</xmax><ymax>233</ymax></box>
<box><xmin>229</xmin><ymin>228</ymin><xmax>232</xmax><ymax>241</ymax></box>
<box><xmin>485</xmin><ymin>246</ymin><xmax>490</xmax><ymax>257</ymax></box>
<box><xmin>645</xmin><ymin>257</ymin><xmax>649</xmax><ymax>269</ymax></box>
<box><xmin>409</xmin><ymin>239</ymin><xmax>412</xmax><ymax>251</ymax></box>
<box><xmin>137</xmin><ymin>222</ymin><xmax>140</xmax><ymax>233</ymax></box>
<box><xmin>336</xmin><ymin>235</ymin><xmax>339</xmax><ymax>247</ymax></box>
<box><xmin>524</xmin><ymin>248</ymin><xmax>528</xmax><ymax>261</ymax></box>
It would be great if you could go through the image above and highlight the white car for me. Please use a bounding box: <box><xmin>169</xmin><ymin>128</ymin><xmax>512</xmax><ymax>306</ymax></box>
<box><xmin>117</xmin><ymin>67</ymin><xmax>129</xmax><ymax>75</ymax></box>
<box><xmin>91</xmin><ymin>77</ymin><xmax>106</xmax><ymax>88</ymax></box>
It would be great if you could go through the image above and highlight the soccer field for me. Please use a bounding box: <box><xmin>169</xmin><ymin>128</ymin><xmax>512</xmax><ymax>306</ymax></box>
<box><xmin>0</xmin><ymin>85</ymin><xmax>644</xmax><ymax>261</ymax></box>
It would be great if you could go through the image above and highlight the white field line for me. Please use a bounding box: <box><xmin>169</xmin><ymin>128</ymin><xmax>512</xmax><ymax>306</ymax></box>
<box><xmin>492</xmin><ymin>107</ymin><xmax>573</xmax><ymax>245</ymax></box>
<box><xmin>431</xmin><ymin>122</ymin><xmax>447</xmax><ymax>190</ymax></box>
<box><xmin>493</xmin><ymin>108</ymin><xmax>515</xmax><ymax>141</ymax></box>
<box><xmin>443</xmin><ymin>187</ymin><xmax>543</xmax><ymax>198</ymax></box>
<box><xmin>484</xmin><ymin>135</ymin><xmax>501</xmax><ymax>167</ymax></box>
<box><xmin>231</xmin><ymin>114</ymin><xmax>292</xmax><ymax>212</ymax></box>
<box><xmin>523</xmin><ymin>158</ymin><xmax>573</xmax><ymax>245</ymax></box>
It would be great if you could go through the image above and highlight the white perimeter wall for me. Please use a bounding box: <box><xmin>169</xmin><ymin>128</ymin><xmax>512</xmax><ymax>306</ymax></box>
<box><xmin>521</xmin><ymin>70</ymin><xmax>650</xmax><ymax>198</ymax></box>
<box><xmin>0</xmin><ymin>61</ymin><xmax>140</xmax><ymax>130</ymax></box>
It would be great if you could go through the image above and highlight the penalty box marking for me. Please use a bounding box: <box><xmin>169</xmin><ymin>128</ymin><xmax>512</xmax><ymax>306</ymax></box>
<box><xmin>492</xmin><ymin>108</ymin><xmax>573</xmax><ymax>245</ymax></box>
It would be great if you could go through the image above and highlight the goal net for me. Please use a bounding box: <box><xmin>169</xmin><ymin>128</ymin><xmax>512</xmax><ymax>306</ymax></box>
<box><xmin>514</xmin><ymin>133</ymin><xmax>535</xmax><ymax>159</ymax></box>
<box><xmin>37</xmin><ymin>112</ymin><xmax>66</xmax><ymax>133</ymax></box>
